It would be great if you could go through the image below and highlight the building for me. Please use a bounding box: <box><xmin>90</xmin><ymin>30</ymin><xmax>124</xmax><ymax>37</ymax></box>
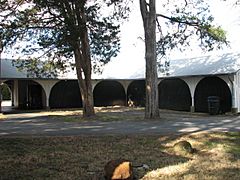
<box><xmin>1</xmin><ymin>52</ymin><xmax>240</xmax><ymax>113</ymax></box>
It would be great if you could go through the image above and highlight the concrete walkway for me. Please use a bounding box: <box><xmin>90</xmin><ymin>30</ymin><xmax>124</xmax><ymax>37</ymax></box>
<box><xmin>0</xmin><ymin>110</ymin><xmax>240</xmax><ymax>136</ymax></box>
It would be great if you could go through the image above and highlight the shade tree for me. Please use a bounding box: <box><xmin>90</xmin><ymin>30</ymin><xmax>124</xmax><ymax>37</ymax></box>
<box><xmin>0</xmin><ymin>0</ymin><xmax>132</xmax><ymax>117</ymax></box>
<box><xmin>139</xmin><ymin>0</ymin><xmax>227</xmax><ymax>119</ymax></box>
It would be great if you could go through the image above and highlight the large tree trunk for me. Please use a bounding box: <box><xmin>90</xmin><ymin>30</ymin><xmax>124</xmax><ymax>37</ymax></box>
<box><xmin>73</xmin><ymin>4</ymin><xmax>95</xmax><ymax>118</ymax></box>
<box><xmin>0</xmin><ymin>39</ymin><xmax>2</xmax><ymax>113</ymax></box>
<box><xmin>140</xmin><ymin>0</ymin><xmax>160</xmax><ymax>119</ymax></box>
<box><xmin>74</xmin><ymin>44</ymin><xmax>95</xmax><ymax>118</ymax></box>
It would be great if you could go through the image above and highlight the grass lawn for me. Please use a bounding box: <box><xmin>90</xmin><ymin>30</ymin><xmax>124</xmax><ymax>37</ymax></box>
<box><xmin>0</xmin><ymin>132</ymin><xmax>240</xmax><ymax>179</ymax></box>
<box><xmin>0</xmin><ymin>114</ymin><xmax>7</xmax><ymax>121</ymax></box>
<box><xmin>46</xmin><ymin>106</ymin><xmax>146</xmax><ymax>122</ymax></box>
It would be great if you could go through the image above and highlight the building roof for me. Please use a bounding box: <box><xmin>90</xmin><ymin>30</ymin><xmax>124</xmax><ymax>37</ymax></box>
<box><xmin>162</xmin><ymin>52</ymin><xmax>240</xmax><ymax>78</ymax></box>
<box><xmin>1</xmin><ymin>59</ymin><xmax>27</xmax><ymax>79</ymax></box>
<box><xmin>1</xmin><ymin>52</ymin><xmax>240</xmax><ymax>80</ymax></box>
<box><xmin>117</xmin><ymin>52</ymin><xmax>240</xmax><ymax>79</ymax></box>
<box><xmin>0</xmin><ymin>59</ymin><xmax>76</xmax><ymax>80</ymax></box>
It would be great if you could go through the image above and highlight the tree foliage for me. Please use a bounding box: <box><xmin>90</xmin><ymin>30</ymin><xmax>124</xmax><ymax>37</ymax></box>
<box><xmin>0</xmin><ymin>84</ymin><xmax>11</xmax><ymax>100</ymax></box>
<box><xmin>12</xmin><ymin>58</ymin><xmax>68</xmax><ymax>78</ymax></box>
<box><xmin>0</xmin><ymin>0</ymin><xmax>131</xmax><ymax>77</ymax></box>
<box><xmin>155</xmin><ymin>0</ymin><xmax>227</xmax><ymax>60</ymax></box>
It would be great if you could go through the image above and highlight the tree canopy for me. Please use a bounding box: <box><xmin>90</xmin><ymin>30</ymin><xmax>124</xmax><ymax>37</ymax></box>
<box><xmin>155</xmin><ymin>0</ymin><xmax>227</xmax><ymax>59</ymax></box>
<box><xmin>0</xmin><ymin>0</ymin><xmax>131</xmax><ymax>77</ymax></box>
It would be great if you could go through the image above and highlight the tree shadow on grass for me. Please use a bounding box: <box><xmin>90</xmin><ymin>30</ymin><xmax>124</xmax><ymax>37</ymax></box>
<box><xmin>141</xmin><ymin>132</ymin><xmax>240</xmax><ymax>179</ymax></box>
<box><xmin>0</xmin><ymin>135</ymin><xmax>191</xmax><ymax>180</ymax></box>
<box><xmin>178</xmin><ymin>167</ymin><xmax>240</xmax><ymax>180</ymax></box>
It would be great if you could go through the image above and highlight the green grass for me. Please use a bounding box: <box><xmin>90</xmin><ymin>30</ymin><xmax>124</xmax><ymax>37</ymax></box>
<box><xmin>0</xmin><ymin>132</ymin><xmax>240</xmax><ymax>179</ymax></box>
<box><xmin>223</xmin><ymin>132</ymin><xmax>240</xmax><ymax>158</ymax></box>
<box><xmin>203</xmin><ymin>132</ymin><xmax>240</xmax><ymax>154</ymax></box>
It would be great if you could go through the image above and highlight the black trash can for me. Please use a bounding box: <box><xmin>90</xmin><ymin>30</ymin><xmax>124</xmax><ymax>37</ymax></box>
<box><xmin>207</xmin><ymin>96</ymin><xmax>220</xmax><ymax>115</ymax></box>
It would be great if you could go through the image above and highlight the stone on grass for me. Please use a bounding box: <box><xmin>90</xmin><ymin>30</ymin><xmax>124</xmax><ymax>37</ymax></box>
<box><xmin>104</xmin><ymin>159</ymin><xmax>133</xmax><ymax>180</ymax></box>
<box><xmin>173</xmin><ymin>140</ymin><xmax>194</xmax><ymax>155</ymax></box>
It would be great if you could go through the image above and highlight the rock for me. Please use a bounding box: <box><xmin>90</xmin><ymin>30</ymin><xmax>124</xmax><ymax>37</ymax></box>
<box><xmin>173</xmin><ymin>140</ymin><xmax>194</xmax><ymax>155</ymax></box>
<box><xmin>142</xmin><ymin>164</ymin><xmax>150</xmax><ymax>170</ymax></box>
<box><xmin>136</xmin><ymin>164</ymin><xmax>150</xmax><ymax>171</ymax></box>
<box><xmin>104</xmin><ymin>159</ymin><xmax>133</xmax><ymax>180</ymax></box>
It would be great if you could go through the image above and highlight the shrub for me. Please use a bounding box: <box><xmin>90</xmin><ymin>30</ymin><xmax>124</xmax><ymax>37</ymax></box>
<box><xmin>1</xmin><ymin>84</ymin><xmax>11</xmax><ymax>100</ymax></box>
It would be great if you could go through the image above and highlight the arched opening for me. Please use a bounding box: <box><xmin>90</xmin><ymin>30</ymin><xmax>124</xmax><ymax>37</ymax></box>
<box><xmin>127</xmin><ymin>80</ymin><xmax>145</xmax><ymax>107</ymax></box>
<box><xmin>1</xmin><ymin>80</ymin><xmax>13</xmax><ymax>112</ymax></box>
<box><xmin>194</xmin><ymin>77</ymin><xmax>232</xmax><ymax>113</ymax></box>
<box><xmin>49</xmin><ymin>80</ymin><xmax>82</xmax><ymax>109</ymax></box>
<box><xmin>158</xmin><ymin>78</ymin><xmax>192</xmax><ymax>111</ymax></box>
<box><xmin>18</xmin><ymin>80</ymin><xmax>47</xmax><ymax>109</ymax></box>
<box><xmin>93</xmin><ymin>80</ymin><xmax>126</xmax><ymax>107</ymax></box>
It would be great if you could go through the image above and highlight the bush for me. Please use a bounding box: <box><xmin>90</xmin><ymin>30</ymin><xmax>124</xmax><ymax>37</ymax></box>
<box><xmin>1</xmin><ymin>84</ymin><xmax>11</xmax><ymax>100</ymax></box>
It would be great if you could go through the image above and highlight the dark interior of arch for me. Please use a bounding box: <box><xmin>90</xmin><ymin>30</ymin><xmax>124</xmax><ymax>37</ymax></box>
<box><xmin>158</xmin><ymin>78</ymin><xmax>192</xmax><ymax>111</ymax></box>
<box><xmin>194</xmin><ymin>77</ymin><xmax>232</xmax><ymax>113</ymax></box>
<box><xmin>127</xmin><ymin>80</ymin><xmax>145</xmax><ymax>107</ymax></box>
<box><xmin>18</xmin><ymin>80</ymin><xmax>46</xmax><ymax>109</ymax></box>
<box><xmin>49</xmin><ymin>80</ymin><xmax>82</xmax><ymax>108</ymax></box>
<box><xmin>94</xmin><ymin>81</ymin><xmax>126</xmax><ymax>107</ymax></box>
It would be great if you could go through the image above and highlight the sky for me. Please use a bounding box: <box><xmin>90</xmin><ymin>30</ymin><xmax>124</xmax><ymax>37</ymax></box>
<box><xmin>98</xmin><ymin>0</ymin><xmax>240</xmax><ymax>79</ymax></box>
<box><xmin>2</xmin><ymin>0</ymin><xmax>240</xmax><ymax>79</ymax></box>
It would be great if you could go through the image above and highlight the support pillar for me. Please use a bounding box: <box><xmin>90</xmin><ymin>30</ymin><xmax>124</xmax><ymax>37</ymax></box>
<box><xmin>190</xmin><ymin>105</ymin><xmax>195</xmax><ymax>113</ymax></box>
<box><xmin>181</xmin><ymin>77</ymin><xmax>202</xmax><ymax>113</ymax></box>
<box><xmin>231</xmin><ymin>75</ymin><xmax>238</xmax><ymax>113</ymax></box>
<box><xmin>190</xmin><ymin>95</ymin><xmax>195</xmax><ymax>113</ymax></box>
<box><xmin>13</xmin><ymin>80</ymin><xmax>19</xmax><ymax>108</ymax></box>
<box><xmin>35</xmin><ymin>80</ymin><xmax>59</xmax><ymax>110</ymax></box>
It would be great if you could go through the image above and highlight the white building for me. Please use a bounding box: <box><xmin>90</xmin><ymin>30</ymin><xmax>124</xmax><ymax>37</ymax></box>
<box><xmin>1</xmin><ymin>52</ymin><xmax>240</xmax><ymax>113</ymax></box>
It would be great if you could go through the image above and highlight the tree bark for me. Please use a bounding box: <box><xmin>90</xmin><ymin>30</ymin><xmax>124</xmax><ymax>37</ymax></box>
<box><xmin>0</xmin><ymin>39</ymin><xmax>2</xmax><ymax>113</ymax></box>
<box><xmin>74</xmin><ymin>45</ymin><xmax>95</xmax><ymax>118</ymax></box>
<box><xmin>73</xmin><ymin>3</ymin><xmax>95</xmax><ymax>118</ymax></box>
<box><xmin>140</xmin><ymin>0</ymin><xmax>160</xmax><ymax>119</ymax></box>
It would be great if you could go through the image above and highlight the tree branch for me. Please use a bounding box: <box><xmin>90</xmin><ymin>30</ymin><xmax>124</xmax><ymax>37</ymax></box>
<box><xmin>139</xmin><ymin>0</ymin><xmax>149</xmax><ymax>20</ymax></box>
<box><xmin>156</xmin><ymin>17</ymin><xmax>162</xmax><ymax>36</ymax></box>
<box><xmin>156</xmin><ymin>13</ymin><xmax>200</xmax><ymax>27</ymax></box>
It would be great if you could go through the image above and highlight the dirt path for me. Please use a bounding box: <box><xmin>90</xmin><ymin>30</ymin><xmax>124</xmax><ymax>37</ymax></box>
<box><xmin>0</xmin><ymin>108</ymin><xmax>240</xmax><ymax>136</ymax></box>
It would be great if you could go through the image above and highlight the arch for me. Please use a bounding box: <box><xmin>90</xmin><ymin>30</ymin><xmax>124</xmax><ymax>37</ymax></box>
<box><xmin>127</xmin><ymin>80</ymin><xmax>145</xmax><ymax>107</ymax></box>
<box><xmin>49</xmin><ymin>80</ymin><xmax>82</xmax><ymax>108</ymax></box>
<box><xmin>18</xmin><ymin>80</ymin><xmax>47</xmax><ymax>109</ymax></box>
<box><xmin>194</xmin><ymin>76</ymin><xmax>232</xmax><ymax>113</ymax></box>
<box><xmin>93</xmin><ymin>80</ymin><xmax>126</xmax><ymax>107</ymax></box>
<box><xmin>158</xmin><ymin>78</ymin><xmax>192</xmax><ymax>111</ymax></box>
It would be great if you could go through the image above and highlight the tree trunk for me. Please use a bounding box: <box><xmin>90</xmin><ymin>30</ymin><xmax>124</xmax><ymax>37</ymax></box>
<box><xmin>73</xmin><ymin>5</ymin><xmax>95</xmax><ymax>118</ymax></box>
<box><xmin>74</xmin><ymin>45</ymin><xmax>95</xmax><ymax>118</ymax></box>
<box><xmin>0</xmin><ymin>39</ymin><xmax>2</xmax><ymax>113</ymax></box>
<box><xmin>140</xmin><ymin>0</ymin><xmax>160</xmax><ymax>119</ymax></box>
